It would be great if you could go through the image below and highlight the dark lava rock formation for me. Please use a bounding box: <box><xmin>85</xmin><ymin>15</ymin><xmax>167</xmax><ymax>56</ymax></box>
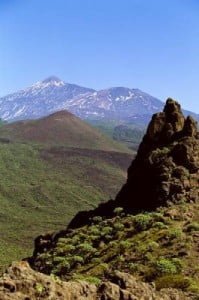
<box><xmin>115</xmin><ymin>98</ymin><xmax>198</xmax><ymax>209</ymax></box>
<box><xmin>69</xmin><ymin>99</ymin><xmax>199</xmax><ymax>228</ymax></box>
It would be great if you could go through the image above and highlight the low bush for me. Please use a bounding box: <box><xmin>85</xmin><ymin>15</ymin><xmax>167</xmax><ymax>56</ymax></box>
<box><xmin>134</xmin><ymin>214</ymin><xmax>153</xmax><ymax>231</ymax></box>
<box><xmin>155</xmin><ymin>258</ymin><xmax>178</xmax><ymax>275</ymax></box>
<box><xmin>113</xmin><ymin>207</ymin><xmax>124</xmax><ymax>216</ymax></box>
<box><xmin>72</xmin><ymin>274</ymin><xmax>102</xmax><ymax>286</ymax></box>
<box><xmin>113</xmin><ymin>222</ymin><xmax>125</xmax><ymax>231</ymax></box>
<box><xmin>155</xmin><ymin>275</ymin><xmax>192</xmax><ymax>290</ymax></box>
<box><xmin>186</xmin><ymin>223</ymin><xmax>199</xmax><ymax>232</ymax></box>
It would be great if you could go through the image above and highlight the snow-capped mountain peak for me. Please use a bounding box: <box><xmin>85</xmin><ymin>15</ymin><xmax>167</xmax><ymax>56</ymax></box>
<box><xmin>40</xmin><ymin>76</ymin><xmax>66</xmax><ymax>87</ymax></box>
<box><xmin>30</xmin><ymin>76</ymin><xmax>66</xmax><ymax>90</ymax></box>
<box><xmin>0</xmin><ymin>77</ymin><xmax>94</xmax><ymax>121</ymax></box>
<box><xmin>0</xmin><ymin>76</ymin><xmax>197</xmax><ymax>123</ymax></box>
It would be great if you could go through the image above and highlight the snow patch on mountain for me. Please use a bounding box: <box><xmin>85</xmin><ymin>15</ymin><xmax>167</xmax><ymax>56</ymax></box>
<box><xmin>0</xmin><ymin>76</ymin><xmax>198</xmax><ymax>123</ymax></box>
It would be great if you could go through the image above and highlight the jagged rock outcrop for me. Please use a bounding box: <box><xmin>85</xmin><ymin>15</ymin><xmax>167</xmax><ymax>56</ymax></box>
<box><xmin>0</xmin><ymin>262</ymin><xmax>193</xmax><ymax>299</ymax></box>
<box><xmin>68</xmin><ymin>99</ymin><xmax>199</xmax><ymax>228</ymax></box>
<box><xmin>115</xmin><ymin>98</ymin><xmax>199</xmax><ymax>209</ymax></box>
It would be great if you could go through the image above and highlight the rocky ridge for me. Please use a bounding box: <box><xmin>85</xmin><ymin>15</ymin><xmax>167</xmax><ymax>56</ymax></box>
<box><xmin>69</xmin><ymin>98</ymin><xmax>199</xmax><ymax>228</ymax></box>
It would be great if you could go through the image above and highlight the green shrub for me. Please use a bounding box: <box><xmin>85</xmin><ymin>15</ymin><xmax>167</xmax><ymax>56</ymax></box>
<box><xmin>173</xmin><ymin>166</ymin><xmax>190</xmax><ymax>178</ymax></box>
<box><xmin>99</xmin><ymin>263</ymin><xmax>109</xmax><ymax>270</ymax></box>
<box><xmin>38</xmin><ymin>252</ymin><xmax>52</xmax><ymax>260</ymax></box>
<box><xmin>155</xmin><ymin>275</ymin><xmax>192</xmax><ymax>290</ymax></box>
<box><xmin>57</xmin><ymin>237</ymin><xmax>71</xmax><ymax>244</ymax></box>
<box><xmin>119</xmin><ymin>240</ymin><xmax>131</xmax><ymax>249</ymax></box>
<box><xmin>113</xmin><ymin>222</ymin><xmax>125</xmax><ymax>231</ymax></box>
<box><xmin>118</xmin><ymin>255</ymin><xmax>125</xmax><ymax>262</ymax></box>
<box><xmin>147</xmin><ymin>241</ymin><xmax>159</xmax><ymax>251</ymax></box>
<box><xmin>92</xmin><ymin>216</ymin><xmax>103</xmax><ymax>224</ymax></box>
<box><xmin>144</xmin><ymin>252</ymin><xmax>154</xmax><ymax>261</ymax></box>
<box><xmin>150</xmin><ymin>212</ymin><xmax>165</xmax><ymax>223</ymax></box>
<box><xmin>101</xmin><ymin>226</ymin><xmax>113</xmax><ymax>236</ymax></box>
<box><xmin>35</xmin><ymin>283</ymin><xmax>44</xmax><ymax>294</ymax></box>
<box><xmin>186</xmin><ymin>223</ymin><xmax>199</xmax><ymax>232</ymax></box>
<box><xmin>129</xmin><ymin>262</ymin><xmax>138</xmax><ymax>272</ymax></box>
<box><xmin>168</xmin><ymin>228</ymin><xmax>182</xmax><ymax>239</ymax></box>
<box><xmin>109</xmin><ymin>241</ymin><xmax>117</xmax><ymax>247</ymax></box>
<box><xmin>113</xmin><ymin>207</ymin><xmax>124</xmax><ymax>216</ymax></box>
<box><xmin>104</xmin><ymin>234</ymin><xmax>113</xmax><ymax>241</ymax></box>
<box><xmin>50</xmin><ymin>273</ymin><xmax>61</xmax><ymax>283</ymax></box>
<box><xmin>89</xmin><ymin>235</ymin><xmax>99</xmax><ymax>241</ymax></box>
<box><xmin>78</xmin><ymin>243</ymin><xmax>96</xmax><ymax>253</ymax></box>
<box><xmin>71</xmin><ymin>255</ymin><xmax>84</xmax><ymax>263</ymax></box>
<box><xmin>53</xmin><ymin>260</ymin><xmax>71</xmax><ymax>274</ymax></box>
<box><xmin>153</xmin><ymin>222</ymin><xmax>167</xmax><ymax>229</ymax></box>
<box><xmin>72</xmin><ymin>274</ymin><xmax>102</xmax><ymax>286</ymax></box>
<box><xmin>156</xmin><ymin>258</ymin><xmax>178</xmax><ymax>275</ymax></box>
<box><xmin>53</xmin><ymin>256</ymin><xmax>66</xmax><ymax>263</ymax></box>
<box><xmin>172</xmin><ymin>258</ymin><xmax>184</xmax><ymax>272</ymax></box>
<box><xmin>71</xmin><ymin>235</ymin><xmax>81</xmax><ymax>245</ymax></box>
<box><xmin>134</xmin><ymin>214</ymin><xmax>153</xmax><ymax>231</ymax></box>
<box><xmin>55</xmin><ymin>244</ymin><xmax>75</xmax><ymax>255</ymax></box>
<box><xmin>78</xmin><ymin>232</ymin><xmax>88</xmax><ymax>239</ymax></box>
<box><xmin>89</xmin><ymin>226</ymin><xmax>100</xmax><ymax>236</ymax></box>
<box><xmin>91</xmin><ymin>257</ymin><xmax>102</xmax><ymax>264</ymax></box>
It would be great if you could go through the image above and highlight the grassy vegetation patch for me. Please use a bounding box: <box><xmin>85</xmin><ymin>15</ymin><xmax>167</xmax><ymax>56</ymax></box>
<box><xmin>32</xmin><ymin>202</ymin><xmax>199</xmax><ymax>297</ymax></box>
<box><xmin>0</xmin><ymin>143</ymin><xmax>132</xmax><ymax>272</ymax></box>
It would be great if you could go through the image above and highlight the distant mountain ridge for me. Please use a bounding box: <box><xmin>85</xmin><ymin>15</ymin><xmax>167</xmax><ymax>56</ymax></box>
<box><xmin>0</xmin><ymin>76</ymin><xmax>198</xmax><ymax>123</ymax></box>
<box><xmin>66</xmin><ymin>87</ymin><xmax>163</xmax><ymax>121</ymax></box>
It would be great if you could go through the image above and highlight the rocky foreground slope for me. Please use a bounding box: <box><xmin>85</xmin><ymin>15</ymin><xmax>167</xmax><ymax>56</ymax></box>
<box><xmin>0</xmin><ymin>99</ymin><xmax>198</xmax><ymax>299</ymax></box>
<box><xmin>0</xmin><ymin>262</ymin><xmax>191</xmax><ymax>299</ymax></box>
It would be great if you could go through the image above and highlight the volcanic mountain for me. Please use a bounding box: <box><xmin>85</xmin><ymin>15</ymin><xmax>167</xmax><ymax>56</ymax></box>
<box><xmin>0</xmin><ymin>76</ymin><xmax>94</xmax><ymax>121</ymax></box>
<box><xmin>1</xmin><ymin>76</ymin><xmax>198</xmax><ymax>125</ymax></box>
<box><xmin>0</xmin><ymin>110</ymin><xmax>131</xmax><ymax>153</ymax></box>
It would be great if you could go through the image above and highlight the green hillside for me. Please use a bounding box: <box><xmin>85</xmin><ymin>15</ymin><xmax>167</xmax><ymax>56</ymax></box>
<box><xmin>32</xmin><ymin>202</ymin><xmax>199</xmax><ymax>296</ymax></box>
<box><xmin>0</xmin><ymin>143</ymin><xmax>132</xmax><ymax>271</ymax></box>
<box><xmin>87</xmin><ymin>119</ymin><xmax>145</xmax><ymax>150</ymax></box>
<box><xmin>0</xmin><ymin>111</ymin><xmax>134</xmax><ymax>271</ymax></box>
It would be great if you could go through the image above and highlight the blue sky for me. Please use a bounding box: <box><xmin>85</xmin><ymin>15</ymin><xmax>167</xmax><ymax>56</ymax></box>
<box><xmin>0</xmin><ymin>0</ymin><xmax>199</xmax><ymax>112</ymax></box>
